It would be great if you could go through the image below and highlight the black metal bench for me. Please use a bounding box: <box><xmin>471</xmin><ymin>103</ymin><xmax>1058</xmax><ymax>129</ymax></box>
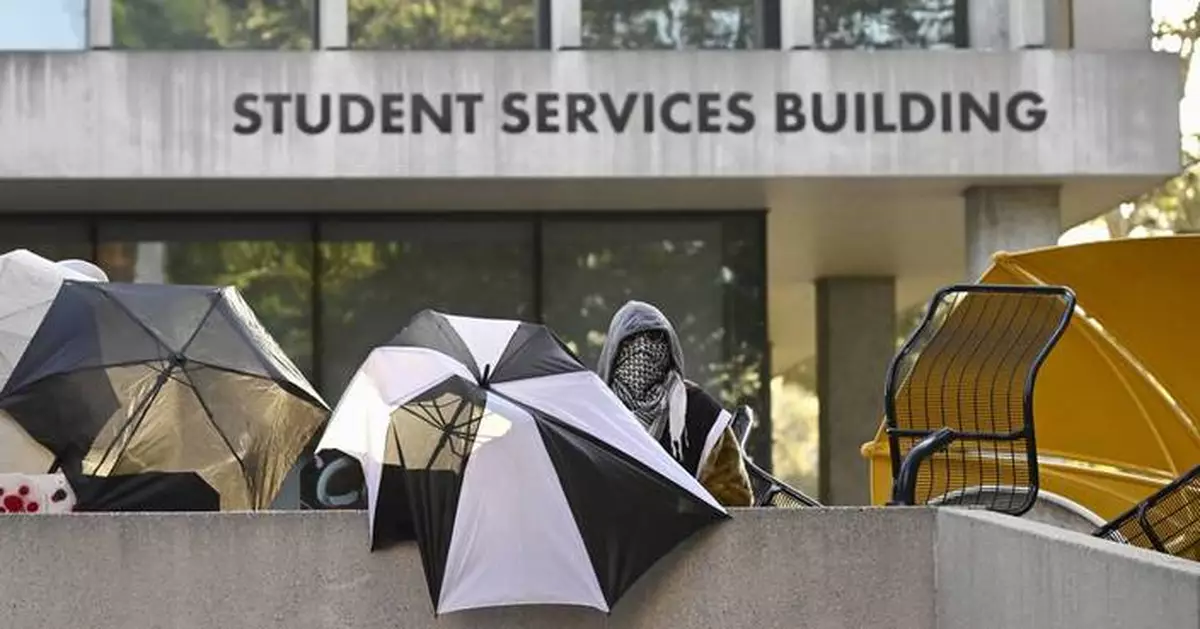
<box><xmin>731</xmin><ymin>405</ymin><xmax>820</xmax><ymax>508</ymax></box>
<box><xmin>884</xmin><ymin>284</ymin><xmax>1075</xmax><ymax>516</ymax></box>
<box><xmin>1095</xmin><ymin>465</ymin><xmax>1200</xmax><ymax>560</ymax></box>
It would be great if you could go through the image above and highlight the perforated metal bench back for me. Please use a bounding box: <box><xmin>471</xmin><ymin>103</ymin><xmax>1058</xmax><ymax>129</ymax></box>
<box><xmin>1095</xmin><ymin>465</ymin><xmax>1200</xmax><ymax>560</ymax></box>
<box><xmin>885</xmin><ymin>285</ymin><xmax>1074</xmax><ymax>516</ymax></box>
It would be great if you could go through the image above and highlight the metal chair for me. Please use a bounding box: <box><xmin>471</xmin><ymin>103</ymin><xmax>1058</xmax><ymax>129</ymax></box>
<box><xmin>885</xmin><ymin>284</ymin><xmax>1075</xmax><ymax>516</ymax></box>
<box><xmin>732</xmin><ymin>405</ymin><xmax>821</xmax><ymax>508</ymax></box>
<box><xmin>1095</xmin><ymin>465</ymin><xmax>1200</xmax><ymax>561</ymax></box>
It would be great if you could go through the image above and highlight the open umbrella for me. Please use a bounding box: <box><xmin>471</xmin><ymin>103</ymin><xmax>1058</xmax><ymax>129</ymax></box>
<box><xmin>0</xmin><ymin>280</ymin><xmax>329</xmax><ymax>511</ymax></box>
<box><xmin>316</xmin><ymin>310</ymin><xmax>726</xmax><ymax>614</ymax></box>
<box><xmin>863</xmin><ymin>235</ymin><xmax>1200</xmax><ymax>522</ymax></box>
<box><xmin>0</xmin><ymin>249</ymin><xmax>104</xmax><ymax>473</ymax></box>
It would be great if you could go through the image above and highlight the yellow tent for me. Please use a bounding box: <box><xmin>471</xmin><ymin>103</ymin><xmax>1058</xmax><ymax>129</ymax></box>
<box><xmin>862</xmin><ymin>235</ymin><xmax>1200</xmax><ymax>522</ymax></box>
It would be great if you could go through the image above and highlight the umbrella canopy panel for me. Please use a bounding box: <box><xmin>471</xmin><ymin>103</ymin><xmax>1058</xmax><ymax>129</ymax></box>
<box><xmin>318</xmin><ymin>310</ymin><xmax>726</xmax><ymax>614</ymax></box>
<box><xmin>0</xmin><ymin>281</ymin><xmax>329</xmax><ymax>510</ymax></box>
<box><xmin>983</xmin><ymin>238</ymin><xmax>1200</xmax><ymax>481</ymax></box>
<box><xmin>0</xmin><ymin>249</ymin><xmax>99</xmax><ymax>394</ymax></box>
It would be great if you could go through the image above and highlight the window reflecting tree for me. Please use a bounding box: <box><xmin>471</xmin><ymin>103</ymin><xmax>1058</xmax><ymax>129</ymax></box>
<box><xmin>113</xmin><ymin>0</ymin><xmax>313</xmax><ymax>49</ymax></box>
<box><xmin>349</xmin><ymin>0</ymin><xmax>537</xmax><ymax>49</ymax></box>
<box><xmin>317</xmin><ymin>221</ymin><xmax>536</xmax><ymax>397</ymax></box>
<box><xmin>583</xmin><ymin>0</ymin><xmax>756</xmax><ymax>49</ymax></box>
<box><xmin>94</xmin><ymin>222</ymin><xmax>315</xmax><ymax>378</ymax></box>
<box><xmin>816</xmin><ymin>0</ymin><xmax>960</xmax><ymax>50</ymax></box>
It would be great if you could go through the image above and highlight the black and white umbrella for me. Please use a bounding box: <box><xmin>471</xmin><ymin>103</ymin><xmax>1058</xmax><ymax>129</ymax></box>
<box><xmin>316</xmin><ymin>310</ymin><xmax>727</xmax><ymax>614</ymax></box>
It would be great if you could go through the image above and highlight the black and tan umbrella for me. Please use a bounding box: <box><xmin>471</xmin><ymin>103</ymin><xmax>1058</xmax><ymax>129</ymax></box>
<box><xmin>0</xmin><ymin>280</ymin><xmax>329</xmax><ymax>511</ymax></box>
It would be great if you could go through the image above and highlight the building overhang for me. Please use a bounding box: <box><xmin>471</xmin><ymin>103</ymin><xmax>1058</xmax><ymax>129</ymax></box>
<box><xmin>0</xmin><ymin>49</ymin><xmax>1182</xmax><ymax>180</ymax></box>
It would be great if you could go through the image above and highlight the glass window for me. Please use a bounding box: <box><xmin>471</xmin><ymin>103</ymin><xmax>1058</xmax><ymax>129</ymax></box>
<box><xmin>540</xmin><ymin>215</ymin><xmax>769</xmax><ymax>462</ymax></box>
<box><xmin>582</xmin><ymin>0</ymin><xmax>756</xmax><ymax>49</ymax></box>
<box><xmin>317</xmin><ymin>219</ymin><xmax>536</xmax><ymax>398</ymax></box>
<box><xmin>0</xmin><ymin>0</ymin><xmax>88</xmax><ymax>51</ymax></box>
<box><xmin>349</xmin><ymin>0</ymin><xmax>538</xmax><ymax>49</ymax></box>
<box><xmin>815</xmin><ymin>0</ymin><xmax>962</xmax><ymax>49</ymax></box>
<box><xmin>94</xmin><ymin>219</ymin><xmax>316</xmax><ymax>378</ymax></box>
<box><xmin>113</xmin><ymin>0</ymin><xmax>314</xmax><ymax>50</ymax></box>
<box><xmin>0</xmin><ymin>218</ymin><xmax>93</xmax><ymax>261</ymax></box>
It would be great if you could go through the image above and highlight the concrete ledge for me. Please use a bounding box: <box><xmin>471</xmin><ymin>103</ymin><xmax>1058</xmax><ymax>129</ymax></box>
<box><xmin>2</xmin><ymin>507</ymin><xmax>1197</xmax><ymax>628</ymax></box>
<box><xmin>936</xmin><ymin>509</ymin><xmax>1200</xmax><ymax>629</ymax></box>
<box><xmin>0</xmin><ymin>508</ymin><xmax>935</xmax><ymax>629</ymax></box>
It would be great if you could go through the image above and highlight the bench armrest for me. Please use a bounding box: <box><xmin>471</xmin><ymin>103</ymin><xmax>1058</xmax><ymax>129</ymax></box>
<box><xmin>889</xmin><ymin>427</ymin><xmax>957</xmax><ymax>506</ymax></box>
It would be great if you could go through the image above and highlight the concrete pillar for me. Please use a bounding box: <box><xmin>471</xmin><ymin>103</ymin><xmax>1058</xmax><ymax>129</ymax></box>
<box><xmin>1072</xmin><ymin>0</ymin><xmax>1152</xmax><ymax>51</ymax></box>
<box><xmin>967</xmin><ymin>0</ymin><xmax>1010</xmax><ymax>49</ymax></box>
<box><xmin>133</xmin><ymin>242</ymin><xmax>166</xmax><ymax>284</ymax></box>
<box><xmin>964</xmin><ymin>186</ymin><xmax>1062</xmax><ymax>280</ymax></box>
<box><xmin>779</xmin><ymin>0</ymin><xmax>814</xmax><ymax>49</ymax></box>
<box><xmin>87</xmin><ymin>0</ymin><xmax>113</xmax><ymax>49</ymax></box>
<box><xmin>969</xmin><ymin>0</ymin><xmax>1069</xmax><ymax>49</ymax></box>
<box><xmin>550</xmin><ymin>0</ymin><xmax>581</xmax><ymax>49</ymax></box>
<box><xmin>816</xmin><ymin>277</ymin><xmax>895</xmax><ymax>505</ymax></box>
<box><xmin>1009</xmin><ymin>0</ymin><xmax>1048</xmax><ymax>48</ymax></box>
<box><xmin>316</xmin><ymin>0</ymin><xmax>348</xmax><ymax>49</ymax></box>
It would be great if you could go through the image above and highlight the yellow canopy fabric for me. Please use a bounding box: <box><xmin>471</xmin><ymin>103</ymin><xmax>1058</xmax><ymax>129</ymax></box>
<box><xmin>863</xmin><ymin>235</ymin><xmax>1200</xmax><ymax>521</ymax></box>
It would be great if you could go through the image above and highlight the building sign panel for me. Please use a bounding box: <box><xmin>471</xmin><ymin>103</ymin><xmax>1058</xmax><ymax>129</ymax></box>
<box><xmin>0</xmin><ymin>51</ymin><xmax>1179</xmax><ymax>178</ymax></box>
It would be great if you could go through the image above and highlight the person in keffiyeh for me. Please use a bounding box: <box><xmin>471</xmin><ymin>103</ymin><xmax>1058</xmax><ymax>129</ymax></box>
<box><xmin>597</xmin><ymin>300</ymin><xmax>753</xmax><ymax>507</ymax></box>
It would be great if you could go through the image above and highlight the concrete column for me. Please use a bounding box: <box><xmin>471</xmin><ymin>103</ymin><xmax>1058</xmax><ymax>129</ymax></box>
<box><xmin>87</xmin><ymin>0</ymin><xmax>113</xmax><ymax>49</ymax></box>
<box><xmin>817</xmin><ymin>277</ymin><xmax>895</xmax><ymax>505</ymax></box>
<box><xmin>316</xmin><ymin>0</ymin><xmax>348</xmax><ymax>49</ymax></box>
<box><xmin>779</xmin><ymin>0</ymin><xmax>814</xmax><ymax>49</ymax></box>
<box><xmin>133</xmin><ymin>242</ymin><xmax>166</xmax><ymax>284</ymax></box>
<box><xmin>967</xmin><ymin>0</ymin><xmax>1010</xmax><ymax>49</ymax></box>
<box><xmin>550</xmin><ymin>0</ymin><xmax>581</xmax><ymax>49</ymax></box>
<box><xmin>964</xmin><ymin>186</ymin><xmax>1062</xmax><ymax>280</ymax></box>
<box><xmin>1073</xmin><ymin>0</ymin><xmax>1152</xmax><ymax>51</ymax></box>
<box><xmin>1009</xmin><ymin>0</ymin><xmax>1048</xmax><ymax>48</ymax></box>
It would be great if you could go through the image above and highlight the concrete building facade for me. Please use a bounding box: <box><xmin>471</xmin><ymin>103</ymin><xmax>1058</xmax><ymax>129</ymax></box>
<box><xmin>0</xmin><ymin>0</ymin><xmax>1181</xmax><ymax>504</ymax></box>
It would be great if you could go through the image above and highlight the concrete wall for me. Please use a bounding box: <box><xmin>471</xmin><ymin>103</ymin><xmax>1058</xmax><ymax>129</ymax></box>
<box><xmin>0</xmin><ymin>50</ymin><xmax>1180</xmax><ymax>179</ymax></box>
<box><xmin>0</xmin><ymin>509</ymin><xmax>935</xmax><ymax>629</ymax></box>
<box><xmin>0</xmin><ymin>508</ymin><xmax>1197</xmax><ymax>629</ymax></box>
<box><xmin>937</xmin><ymin>509</ymin><xmax>1200</xmax><ymax>629</ymax></box>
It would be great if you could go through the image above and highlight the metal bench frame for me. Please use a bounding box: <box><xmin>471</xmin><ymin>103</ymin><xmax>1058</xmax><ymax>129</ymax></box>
<box><xmin>730</xmin><ymin>405</ymin><xmax>820</xmax><ymax>508</ymax></box>
<box><xmin>884</xmin><ymin>283</ymin><xmax>1075</xmax><ymax>516</ymax></box>
<box><xmin>1095</xmin><ymin>464</ymin><xmax>1200</xmax><ymax>558</ymax></box>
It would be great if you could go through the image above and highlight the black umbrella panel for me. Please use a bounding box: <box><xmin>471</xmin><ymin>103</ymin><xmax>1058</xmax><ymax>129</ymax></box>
<box><xmin>316</xmin><ymin>310</ymin><xmax>727</xmax><ymax>614</ymax></box>
<box><xmin>0</xmin><ymin>281</ymin><xmax>329</xmax><ymax>511</ymax></box>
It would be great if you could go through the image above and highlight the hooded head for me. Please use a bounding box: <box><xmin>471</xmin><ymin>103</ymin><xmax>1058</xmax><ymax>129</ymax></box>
<box><xmin>597</xmin><ymin>301</ymin><xmax>689</xmax><ymax>459</ymax></box>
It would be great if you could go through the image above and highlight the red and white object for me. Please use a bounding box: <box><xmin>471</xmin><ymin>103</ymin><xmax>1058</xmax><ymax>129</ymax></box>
<box><xmin>0</xmin><ymin>473</ymin><xmax>76</xmax><ymax>514</ymax></box>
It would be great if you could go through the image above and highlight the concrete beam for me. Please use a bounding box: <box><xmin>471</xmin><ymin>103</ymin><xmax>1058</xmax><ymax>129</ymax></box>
<box><xmin>817</xmin><ymin>277</ymin><xmax>895</xmax><ymax>505</ymax></box>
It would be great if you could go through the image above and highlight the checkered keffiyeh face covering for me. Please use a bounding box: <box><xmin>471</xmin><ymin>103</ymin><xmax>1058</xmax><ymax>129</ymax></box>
<box><xmin>612</xmin><ymin>331</ymin><xmax>672</xmax><ymax>407</ymax></box>
<box><xmin>610</xmin><ymin>330</ymin><xmax>689</xmax><ymax>459</ymax></box>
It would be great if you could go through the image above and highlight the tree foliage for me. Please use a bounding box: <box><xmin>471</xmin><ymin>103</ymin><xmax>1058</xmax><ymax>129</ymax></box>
<box><xmin>349</xmin><ymin>0</ymin><xmax>536</xmax><ymax>49</ymax></box>
<box><xmin>113</xmin><ymin>0</ymin><xmax>313</xmax><ymax>49</ymax></box>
